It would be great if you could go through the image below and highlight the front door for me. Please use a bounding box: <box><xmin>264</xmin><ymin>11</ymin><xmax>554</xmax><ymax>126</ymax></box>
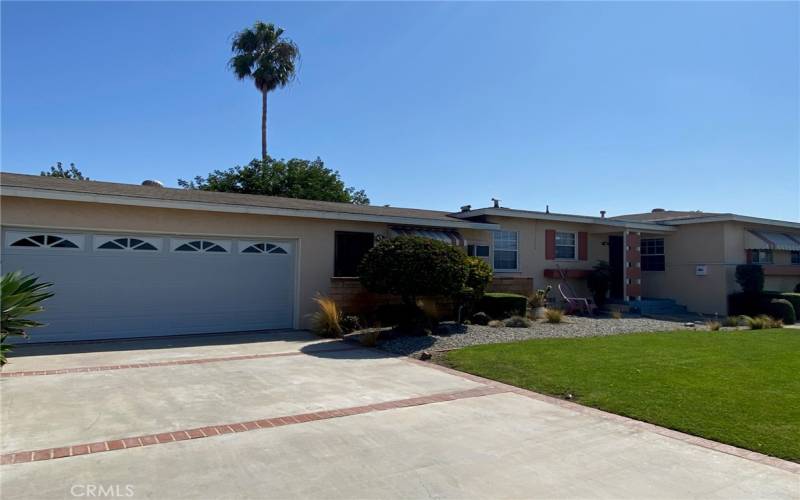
<box><xmin>608</xmin><ymin>235</ymin><xmax>624</xmax><ymax>300</ymax></box>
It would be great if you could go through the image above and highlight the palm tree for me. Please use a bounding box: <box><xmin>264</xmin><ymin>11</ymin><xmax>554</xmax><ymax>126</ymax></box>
<box><xmin>230</xmin><ymin>22</ymin><xmax>299</xmax><ymax>160</ymax></box>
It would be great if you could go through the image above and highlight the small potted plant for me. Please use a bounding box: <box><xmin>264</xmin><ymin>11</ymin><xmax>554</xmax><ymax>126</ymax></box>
<box><xmin>528</xmin><ymin>285</ymin><xmax>552</xmax><ymax>319</ymax></box>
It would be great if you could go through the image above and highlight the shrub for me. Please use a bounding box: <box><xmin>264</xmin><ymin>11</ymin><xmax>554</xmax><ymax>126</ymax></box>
<box><xmin>735</xmin><ymin>264</ymin><xmax>764</xmax><ymax>293</ymax></box>
<box><xmin>722</xmin><ymin>316</ymin><xmax>742</xmax><ymax>327</ymax></box>
<box><xmin>504</xmin><ymin>316</ymin><xmax>532</xmax><ymax>328</ymax></box>
<box><xmin>310</xmin><ymin>296</ymin><xmax>343</xmax><ymax>338</ymax></box>
<box><xmin>1</xmin><ymin>271</ymin><xmax>54</xmax><ymax>366</ymax></box>
<box><xmin>374</xmin><ymin>303</ymin><xmax>406</xmax><ymax>327</ymax></box>
<box><xmin>359</xmin><ymin>236</ymin><xmax>469</xmax><ymax>306</ymax></box>
<box><xmin>477</xmin><ymin>293</ymin><xmax>528</xmax><ymax>319</ymax></box>
<box><xmin>545</xmin><ymin>308</ymin><xmax>564</xmax><ymax>324</ymax></box>
<box><xmin>610</xmin><ymin>310</ymin><xmax>623</xmax><ymax>320</ymax></box>
<box><xmin>488</xmin><ymin>320</ymin><xmax>504</xmax><ymax>328</ymax></box>
<box><xmin>762</xmin><ymin>292</ymin><xmax>800</xmax><ymax>317</ymax></box>
<box><xmin>705</xmin><ymin>321</ymin><xmax>721</xmax><ymax>331</ymax></box>
<box><xmin>766</xmin><ymin>298</ymin><xmax>795</xmax><ymax>325</ymax></box>
<box><xmin>464</xmin><ymin>257</ymin><xmax>493</xmax><ymax>299</ymax></box>
<box><xmin>471</xmin><ymin>312</ymin><xmax>490</xmax><ymax>326</ymax></box>
<box><xmin>586</xmin><ymin>260</ymin><xmax>612</xmax><ymax>307</ymax></box>
<box><xmin>340</xmin><ymin>315</ymin><xmax>361</xmax><ymax>334</ymax></box>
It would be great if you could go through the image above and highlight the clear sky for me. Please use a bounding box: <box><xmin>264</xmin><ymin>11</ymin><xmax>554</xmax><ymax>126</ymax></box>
<box><xmin>2</xmin><ymin>1</ymin><xmax>798</xmax><ymax>220</ymax></box>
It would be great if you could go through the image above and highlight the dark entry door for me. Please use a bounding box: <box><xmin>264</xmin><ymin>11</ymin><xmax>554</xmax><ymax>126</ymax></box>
<box><xmin>608</xmin><ymin>235</ymin><xmax>624</xmax><ymax>300</ymax></box>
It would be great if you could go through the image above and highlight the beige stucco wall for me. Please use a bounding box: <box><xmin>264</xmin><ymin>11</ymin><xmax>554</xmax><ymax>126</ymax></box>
<box><xmin>0</xmin><ymin>197</ymin><xmax>402</xmax><ymax>329</ymax></box>
<box><xmin>483</xmin><ymin>216</ymin><xmax>608</xmax><ymax>300</ymax></box>
<box><xmin>641</xmin><ymin>221</ymin><xmax>800</xmax><ymax>314</ymax></box>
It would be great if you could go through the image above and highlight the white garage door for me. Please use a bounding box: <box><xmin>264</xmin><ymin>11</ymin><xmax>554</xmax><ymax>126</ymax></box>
<box><xmin>1</xmin><ymin>229</ymin><xmax>296</xmax><ymax>342</ymax></box>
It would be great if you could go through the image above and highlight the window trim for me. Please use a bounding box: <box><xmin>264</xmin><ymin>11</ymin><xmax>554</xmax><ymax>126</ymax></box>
<box><xmin>94</xmin><ymin>235</ymin><xmax>162</xmax><ymax>252</ymax></box>
<box><xmin>5</xmin><ymin>231</ymin><xmax>84</xmax><ymax>250</ymax></box>
<box><xmin>492</xmin><ymin>230</ymin><xmax>519</xmax><ymax>272</ymax></box>
<box><xmin>554</xmin><ymin>231</ymin><xmax>577</xmax><ymax>261</ymax></box>
<box><xmin>170</xmin><ymin>238</ymin><xmax>232</xmax><ymax>254</ymax></box>
<box><xmin>750</xmin><ymin>249</ymin><xmax>773</xmax><ymax>265</ymax></box>
<box><xmin>641</xmin><ymin>237</ymin><xmax>666</xmax><ymax>272</ymax></box>
<box><xmin>238</xmin><ymin>241</ymin><xmax>290</xmax><ymax>255</ymax></box>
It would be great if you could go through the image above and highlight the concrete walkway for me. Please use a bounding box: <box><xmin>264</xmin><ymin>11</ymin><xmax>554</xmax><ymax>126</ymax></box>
<box><xmin>1</xmin><ymin>331</ymin><xmax>798</xmax><ymax>499</ymax></box>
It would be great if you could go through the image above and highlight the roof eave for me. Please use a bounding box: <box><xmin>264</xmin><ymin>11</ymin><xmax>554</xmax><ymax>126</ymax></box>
<box><xmin>1</xmin><ymin>186</ymin><xmax>500</xmax><ymax>231</ymax></box>
<box><xmin>450</xmin><ymin>208</ymin><xmax>675</xmax><ymax>232</ymax></box>
<box><xmin>662</xmin><ymin>214</ymin><xmax>800</xmax><ymax>230</ymax></box>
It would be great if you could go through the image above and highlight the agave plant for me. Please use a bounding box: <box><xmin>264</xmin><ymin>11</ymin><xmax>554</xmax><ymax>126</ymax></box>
<box><xmin>1</xmin><ymin>271</ymin><xmax>54</xmax><ymax>365</ymax></box>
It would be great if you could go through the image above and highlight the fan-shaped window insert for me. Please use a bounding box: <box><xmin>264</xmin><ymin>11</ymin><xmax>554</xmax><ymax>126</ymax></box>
<box><xmin>8</xmin><ymin>233</ymin><xmax>82</xmax><ymax>249</ymax></box>
<box><xmin>240</xmin><ymin>242</ymin><xmax>289</xmax><ymax>255</ymax></box>
<box><xmin>96</xmin><ymin>237</ymin><xmax>159</xmax><ymax>251</ymax></box>
<box><xmin>172</xmin><ymin>239</ymin><xmax>230</xmax><ymax>253</ymax></box>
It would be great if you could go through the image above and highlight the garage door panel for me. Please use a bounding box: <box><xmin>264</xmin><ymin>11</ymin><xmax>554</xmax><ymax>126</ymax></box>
<box><xmin>2</xmin><ymin>231</ymin><xmax>296</xmax><ymax>341</ymax></box>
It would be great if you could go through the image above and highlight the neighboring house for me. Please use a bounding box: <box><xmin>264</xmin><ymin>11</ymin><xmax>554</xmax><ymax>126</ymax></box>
<box><xmin>1</xmin><ymin>172</ymin><xmax>798</xmax><ymax>342</ymax></box>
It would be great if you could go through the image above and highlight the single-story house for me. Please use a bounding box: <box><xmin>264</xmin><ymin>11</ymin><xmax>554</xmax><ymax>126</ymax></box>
<box><xmin>1</xmin><ymin>172</ymin><xmax>799</xmax><ymax>342</ymax></box>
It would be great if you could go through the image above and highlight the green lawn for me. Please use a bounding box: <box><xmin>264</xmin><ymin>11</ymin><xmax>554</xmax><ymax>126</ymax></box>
<box><xmin>445</xmin><ymin>329</ymin><xmax>800</xmax><ymax>462</ymax></box>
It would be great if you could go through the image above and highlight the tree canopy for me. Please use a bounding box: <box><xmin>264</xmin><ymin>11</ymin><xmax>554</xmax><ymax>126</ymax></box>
<box><xmin>40</xmin><ymin>162</ymin><xmax>88</xmax><ymax>180</ymax></box>
<box><xmin>178</xmin><ymin>157</ymin><xmax>369</xmax><ymax>205</ymax></box>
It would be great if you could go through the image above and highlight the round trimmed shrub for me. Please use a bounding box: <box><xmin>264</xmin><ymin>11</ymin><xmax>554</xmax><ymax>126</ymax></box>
<box><xmin>359</xmin><ymin>236</ymin><xmax>469</xmax><ymax>304</ymax></box>
<box><xmin>471</xmin><ymin>312</ymin><xmax>490</xmax><ymax>325</ymax></box>
<box><xmin>766</xmin><ymin>298</ymin><xmax>795</xmax><ymax>325</ymax></box>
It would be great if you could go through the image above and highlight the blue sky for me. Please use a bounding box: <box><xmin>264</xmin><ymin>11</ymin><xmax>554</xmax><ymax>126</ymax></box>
<box><xmin>2</xmin><ymin>1</ymin><xmax>798</xmax><ymax>220</ymax></box>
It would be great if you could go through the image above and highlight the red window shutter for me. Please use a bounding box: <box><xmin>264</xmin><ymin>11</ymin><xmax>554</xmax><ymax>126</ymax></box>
<box><xmin>746</xmin><ymin>249</ymin><xmax>753</xmax><ymax>264</ymax></box>
<box><xmin>545</xmin><ymin>229</ymin><xmax>555</xmax><ymax>260</ymax></box>
<box><xmin>578</xmin><ymin>232</ymin><xmax>588</xmax><ymax>261</ymax></box>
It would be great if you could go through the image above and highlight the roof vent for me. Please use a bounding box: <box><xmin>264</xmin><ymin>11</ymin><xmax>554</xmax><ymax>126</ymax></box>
<box><xmin>141</xmin><ymin>180</ymin><xmax>163</xmax><ymax>188</ymax></box>
<box><xmin>460</xmin><ymin>205</ymin><xmax>471</xmax><ymax>212</ymax></box>
<box><xmin>491</xmin><ymin>198</ymin><xmax>501</xmax><ymax>208</ymax></box>
<box><xmin>600</xmin><ymin>210</ymin><xmax>606</xmax><ymax>218</ymax></box>
<box><xmin>651</xmin><ymin>208</ymin><xmax>665</xmax><ymax>213</ymax></box>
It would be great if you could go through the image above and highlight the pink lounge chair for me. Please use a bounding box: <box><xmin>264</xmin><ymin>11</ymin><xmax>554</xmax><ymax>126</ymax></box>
<box><xmin>558</xmin><ymin>282</ymin><xmax>597</xmax><ymax>315</ymax></box>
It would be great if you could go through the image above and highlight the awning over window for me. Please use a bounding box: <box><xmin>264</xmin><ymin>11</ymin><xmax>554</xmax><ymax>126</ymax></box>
<box><xmin>389</xmin><ymin>226</ymin><xmax>465</xmax><ymax>246</ymax></box>
<box><xmin>745</xmin><ymin>230</ymin><xmax>800</xmax><ymax>251</ymax></box>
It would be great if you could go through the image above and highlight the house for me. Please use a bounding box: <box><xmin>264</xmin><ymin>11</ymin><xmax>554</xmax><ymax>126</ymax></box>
<box><xmin>1</xmin><ymin>172</ymin><xmax>799</xmax><ymax>342</ymax></box>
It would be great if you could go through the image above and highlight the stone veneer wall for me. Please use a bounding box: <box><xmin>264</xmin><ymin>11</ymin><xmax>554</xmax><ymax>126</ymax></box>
<box><xmin>487</xmin><ymin>277</ymin><xmax>534</xmax><ymax>296</ymax></box>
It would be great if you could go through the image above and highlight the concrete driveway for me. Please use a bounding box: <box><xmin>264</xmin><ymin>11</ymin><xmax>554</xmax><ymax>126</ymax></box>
<box><xmin>1</xmin><ymin>331</ymin><xmax>798</xmax><ymax>499</ymax></box>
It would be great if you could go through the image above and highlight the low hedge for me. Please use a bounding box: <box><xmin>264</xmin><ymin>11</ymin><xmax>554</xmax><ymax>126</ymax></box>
<box><xmin>477</xmin><ymin>292</ymin><xmax>527</xmax><ymax>319</ymax></box>
<box><xmin>766</xmin><ymin>299</ymin><xmax>796</xmax><ymax>325</ymax></box>
<box><xmin>728</xmin><ymin>292</ymin><xmax>797</xmax><ymax>324</ymax></box>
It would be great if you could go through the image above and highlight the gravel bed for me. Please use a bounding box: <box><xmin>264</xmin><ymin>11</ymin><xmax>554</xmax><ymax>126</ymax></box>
<box><xmin>370</xmin><ymin>316</ymin><xmax>694</xmax><ymax>357</ymax></box>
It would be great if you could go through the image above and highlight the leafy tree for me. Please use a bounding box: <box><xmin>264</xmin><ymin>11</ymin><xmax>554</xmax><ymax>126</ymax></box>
<box><xmin>1</xmin><ymin>272</ymin><xmax>54</xmax><ymax>366</ymax></box>
<box><xmin>178</xmin><ymin>157</ymin><xmax>369</xmax><ymax>204</ymax></box>
<box><xmin>230</xmin><ymin>22</ymin><xmax>299</xmax><ymax>160</ymax></box>
<box><xmin>735</xmin><ymin>264</ymin><xmax>764</xmax><ymax>294</ymax></box>
<box><xmin>40</xmin><ymin>162</ymin><xmax>88</xmax><ymax>180</ymax></box>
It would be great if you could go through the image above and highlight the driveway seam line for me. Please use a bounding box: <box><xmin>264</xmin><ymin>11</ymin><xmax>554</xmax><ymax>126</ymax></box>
<box><xmin>0</xmin><ymin>345</ymin><xmax>361</xmax><ymax>378</ymax></box>
<box><xmin>0</xmin><ymin>385</ymin><xmax>507</xmax><ymax>466</ymax></box>
<box><xmin>396</xmin><ymin>354</ymin><xmax>800</xmax><ymax>475</ymax></box>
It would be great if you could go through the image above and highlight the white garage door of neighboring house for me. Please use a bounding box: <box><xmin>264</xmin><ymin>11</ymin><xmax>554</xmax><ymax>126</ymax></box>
<box><xmin>1</xmin><ymin>229</ymin><xmax>296</xmax><ymax>342</ymax></box>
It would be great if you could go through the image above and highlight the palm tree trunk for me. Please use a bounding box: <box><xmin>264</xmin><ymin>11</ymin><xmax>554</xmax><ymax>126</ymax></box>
<box><xmin>261</xmin><ymin>89</ymin><xmax>268</xmax><ymax>161</ymax></box>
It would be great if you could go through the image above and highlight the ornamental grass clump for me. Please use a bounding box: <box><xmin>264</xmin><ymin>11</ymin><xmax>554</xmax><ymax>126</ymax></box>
<box><xmin>723</xmin><ymin>316</ymin><xmax>742</xmax><ymax>327</ymax></box>
<box><xmin>545</xmin><ymin>308</ymin><xmax>564</xmax><ymax>324</ymax></box>
<box><xmin>705</xmin><ymin>321</ymin><xmax>721</xmax><ymax>331</ymax></box>
<box><xmin>743</xmin><ymin>315</ymin><xmax>782</xmax><ymax>330</ymax></box>
<box><xmin>310</xmin><ymin>295</ymin><xmax>343</xmax><ymax>338</ymax></box>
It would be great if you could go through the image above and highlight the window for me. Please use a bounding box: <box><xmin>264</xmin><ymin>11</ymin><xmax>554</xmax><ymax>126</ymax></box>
<box><xmin>792</xmin><ymin>251</ymin><xmax>800</xmax><ymax>265</ymax></box>
<box><xmin>750</xmin><ymin>250</ymin><xmax>773</xmax><ymax>264</ymax></box>
<box><xmin>641</xmin><ymin>238</ymin><xmax>665</xmax><ymax>271</ymax></box>
<box><xmin>467</xmin><ymin>244</ymin><xmax>490</xmax><ymax>258</ymax></box>
<box><xmin>96</xmin><ymin>236</ymin><xmax>159</xmax><ymax>251</ymax></box>
<box><xmin>8</xmin><ymin>233</ymin><xmax>82</xmax><ymax>249</ymax></box>
<box><xmin>492</xmin><ymin>231</ymin><xmax>518</xmax><ymax>271</ymax></box>
<box><xmin>240</xmin><ymin>242</ymin><xmax>289</xmax><ymax>255</ymax></box>
<box><xmin>171</xmin><ymin>239</ymin><xmax>230</xmax><ymax>253</ymax></box>
<box><xmin>555</xmin><ymin>232</ymin><xmax>576</xmax><ymax>260</ymax></box>
<box><xmin>334</xmin><ymin>232</ymin><xmax>374</xmax><ymax>277</ymax></box>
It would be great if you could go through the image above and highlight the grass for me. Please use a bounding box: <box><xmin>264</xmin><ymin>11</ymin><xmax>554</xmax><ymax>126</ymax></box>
<box><xmin>445</xmin><ymin>329</ymin><xmax>800</xmax><ymax>462</ymax></box>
